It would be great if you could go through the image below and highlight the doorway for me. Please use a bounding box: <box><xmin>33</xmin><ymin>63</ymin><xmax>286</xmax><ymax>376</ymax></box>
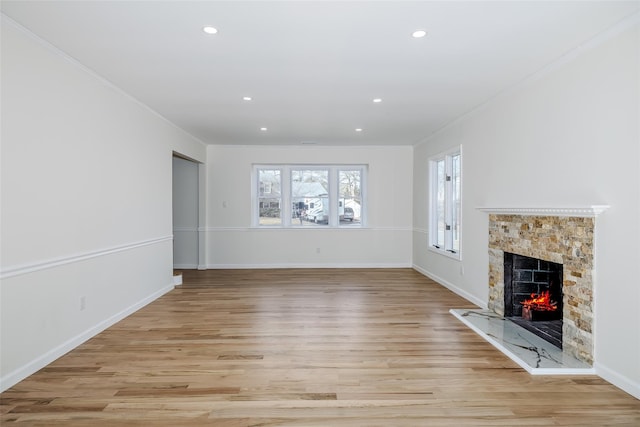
<box><xmin>172</xmin><ymin>155</ymin><xmax>200</xmax><ymax>269</ymax></box>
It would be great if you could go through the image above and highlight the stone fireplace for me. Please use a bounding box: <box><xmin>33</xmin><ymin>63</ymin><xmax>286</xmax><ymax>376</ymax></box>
<box><xmin>480</xmin><ymin>207</ymin><xmax>608</xmax><ymax>366</ymax></box>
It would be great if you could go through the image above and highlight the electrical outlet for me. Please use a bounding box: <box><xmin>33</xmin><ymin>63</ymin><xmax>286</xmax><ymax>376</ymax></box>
<box><xmin>80</xmin><ymin>296</ymin><xmax>86</xmax><ymax>311</ymax></box>
<box><xmin>316</xmin><ymin>247</ymin><xmax>321</xmax><ymax>254</ymax></box>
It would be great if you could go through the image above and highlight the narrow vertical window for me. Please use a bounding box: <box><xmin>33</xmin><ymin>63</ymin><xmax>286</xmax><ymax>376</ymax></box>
<box><xmin>339</xmin><ymin>169</ymin><xmax>362</xmax><ymax>224</ymax></box>
<box><xmin>451</xmin><ymin>153</ymin><xmax>461</xmax><ymax>253</ymax></box>
<box><xmin>435</xmin><ymin>159</ymin><xmax>446</xmax><ymax>249</ymax></box>
<box><xmin>258</xmin><ymin>169</ymin><xmax>282</xmax><ymax>226</ymax></box>
<box><xmin>429</xmin><ymin>147</ymin><xmax>462</xmax><ymax>259</ymax></box>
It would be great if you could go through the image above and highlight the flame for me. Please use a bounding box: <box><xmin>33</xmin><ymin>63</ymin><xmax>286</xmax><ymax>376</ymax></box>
<box><xmin>522</xmin><ymin>290</ymin><xmax>558</xmax><ymax>312</ymax></box>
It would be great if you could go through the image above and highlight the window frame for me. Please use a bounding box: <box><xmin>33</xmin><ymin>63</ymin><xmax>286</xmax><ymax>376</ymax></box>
<box><xmin>253</xmin><ymin>164</ymin><xmax>366</xmax><ymax>228</ymax></box>
<box><xmin>428</xmin><ymin>146</ymin><xmax>462</xmax><ymax>260</ymax></box>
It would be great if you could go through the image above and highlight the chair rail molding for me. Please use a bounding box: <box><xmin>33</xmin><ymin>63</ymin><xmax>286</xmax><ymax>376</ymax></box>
<box><xmin>0</xmin><ymin>236</ymin><xmax>173</xmax><ymax>280</ymax></box>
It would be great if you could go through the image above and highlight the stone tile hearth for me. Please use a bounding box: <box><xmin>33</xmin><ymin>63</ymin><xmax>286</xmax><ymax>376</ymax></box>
<box><xmin>450</xmin><ymin>309</ymin><xmax>593</xmax><ymax>374</ymax></box>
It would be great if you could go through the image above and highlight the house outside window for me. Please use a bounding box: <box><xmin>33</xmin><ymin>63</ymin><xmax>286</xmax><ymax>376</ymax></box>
<box><xmin>429</xmin><ymin>147</ymin><xmax>461</xmax><ymax>259</ymax></box>
<box><xmin>257</xmin><ymin>169</ymin><xmax>282</xmax><ymax>225</ymax></box>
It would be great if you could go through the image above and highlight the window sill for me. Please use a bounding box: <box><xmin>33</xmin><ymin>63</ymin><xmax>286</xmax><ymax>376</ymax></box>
<box><xmin>252</xmin><ymin>225</ymin><xmax>365</xmax><ymax>230</ymax></box>
<box><xmin>428</xmin><ymin>245</ymin><xmax>461</xmax><ymax>261</ymax></box>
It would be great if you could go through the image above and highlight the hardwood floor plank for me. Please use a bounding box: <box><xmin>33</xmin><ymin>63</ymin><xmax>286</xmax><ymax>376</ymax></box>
<box><xmin>2</xmin><ymin>268</ymin><xmax>639</xmax><ymax>425</ymax></box>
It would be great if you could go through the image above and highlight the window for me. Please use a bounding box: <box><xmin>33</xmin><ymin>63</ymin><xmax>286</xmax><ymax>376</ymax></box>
<box><xmin>291</xmin><ymin>169</ymin><xmax>329</xmax><ymax>227</ymax></box>
<box><xmin>254</xmin><ymin>165</ymin><xmax>365</xmax><ymax>227</ymax></box>
<box><xmin>429</xmin><ymin>147</ymin><xmax>461</xmax><ymax>258</ymax></box>
<box><xmin>257</xmin><ymin>169</ymin><xmax>282</xmax><ymax>225</ymax></box>
<box><xmin>339</xmin><ymin>170</ymin><xmax>362</xmax><ymax>224</ymax></box>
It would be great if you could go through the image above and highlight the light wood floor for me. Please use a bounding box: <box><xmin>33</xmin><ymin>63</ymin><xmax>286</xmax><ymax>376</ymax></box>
<box><xmin>2</xmin><ymin>269</ymin><xmax>639</xmax><ymax>426</ymax></box>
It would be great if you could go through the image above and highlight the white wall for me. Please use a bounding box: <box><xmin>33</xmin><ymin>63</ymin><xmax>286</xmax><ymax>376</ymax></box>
<box><xmin>413</xmin><ymin>26</ymin><xmax>640</xmax><ymax>398</ymax></box>
<box><xmin>0</xmin><ymin>19</ymin><xmax>205</xmax><ymax>391</ymax></box>
<box><xmin>205</xmin><ymin>145</ymin><xmax>413</xmax><ymax>268</ymax></box>
<box><xmin>172</xmin><ymin>156</ymin><xmax>200</xmax><ymax>269</ymax></box>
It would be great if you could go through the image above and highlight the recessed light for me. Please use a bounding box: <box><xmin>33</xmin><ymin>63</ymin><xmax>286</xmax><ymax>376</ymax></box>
<box><xmin>203</xmin><ymin>26</ymin><xmax>218</xmax><ymax>35</ymax></box>
<box><xmin>243</xmin><ymin>96</ymin><xmax>252</xmax><ymax>101</ymax></box>
<box><xmin>301</xmin><ymin>141</ymin><xmax>317</xmax><ymax>145</ymax></box>
<box><xmin>373</xmin><ymin>98</ymin><xmax>382</xmax><ymax>103</ymax></box>
<box><xmin>260</xmin><ymin>127</ymin><xmax>268</xmax><ymax>131</ymax></box>
<box><xmin>412</xmin><ymin>30</ymin><xmax>427</xmax><ymax>38</ymax></box>
<box><xmin>355</xmin><ymin>128</ymin><xmax>363</xmax><ymax>132</ymax></box>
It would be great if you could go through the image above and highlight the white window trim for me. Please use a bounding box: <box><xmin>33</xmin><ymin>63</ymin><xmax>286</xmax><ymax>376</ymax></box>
<box><xmin>252</xmin><ymin>164</ymin><xmax>366</xmax><ymax>228</ymax></box>
<box><xmin>428</xmin><ymin>146</ymin><xmax>462</xmax><ymax>260</ymax></box>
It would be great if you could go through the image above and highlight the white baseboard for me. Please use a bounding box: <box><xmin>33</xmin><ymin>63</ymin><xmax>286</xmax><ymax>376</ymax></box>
<box><xmin>205</xmin><ymin>263</ymin><xmax>412</xmax><ymax>269</ymax></box>
<box><xmin>0</xmin><ymin>283</ymin><xmax>174</xmax><ymax>392</ymax></box>
<box><xmin>595</xmin><ymin>362</ymin><xmax>640</xmax><ymax>400</ymax></box>
<box><xmin>412</xmin><ymin>264</ymin><xmax>487</xmax><ymax>309</ymax></box>
<box><xmin>173</xmin><ymin>264</ymin><xmax>198</xmax><ymax>269</ymax></box>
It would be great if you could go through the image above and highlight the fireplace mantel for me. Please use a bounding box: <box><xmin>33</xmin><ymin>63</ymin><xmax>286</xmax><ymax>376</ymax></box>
<box><xmin>476</xmin><ymin>206</ymin><xmax>609</xmax><ymax>218</ymax></box>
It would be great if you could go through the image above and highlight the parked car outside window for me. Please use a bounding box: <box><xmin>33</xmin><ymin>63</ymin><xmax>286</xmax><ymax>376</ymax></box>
<box><xmin>343</xmin><ymin>207</ymin><xmax>354</xmax><ymax>221</ymax></box>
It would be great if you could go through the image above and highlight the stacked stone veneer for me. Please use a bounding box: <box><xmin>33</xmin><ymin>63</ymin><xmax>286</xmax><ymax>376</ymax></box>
<box><xmin>488</xmin><ymin>214</ymin><xmax>595</xmax><ymax>365</ymax></box>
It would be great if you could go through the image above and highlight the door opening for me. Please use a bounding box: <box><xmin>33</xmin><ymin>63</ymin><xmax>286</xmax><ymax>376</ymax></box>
<box><xmin>172</xmin><ymin>155</ymin><xmax>200</xmax><ymax>269</ymax></box>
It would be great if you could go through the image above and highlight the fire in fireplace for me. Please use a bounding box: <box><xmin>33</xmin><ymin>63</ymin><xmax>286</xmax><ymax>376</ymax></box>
<box><xmin>522</xmin><ymin>290</ymin><xmax>558</xmax><ymax>321</ymax></box>
<box><xmin>503</xmin><ymin>252</ymin><xmax>563</xmax><ymax>348</ymax></box>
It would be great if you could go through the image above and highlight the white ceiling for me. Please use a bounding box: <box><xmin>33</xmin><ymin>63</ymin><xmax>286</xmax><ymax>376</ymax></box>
<box><xmin>2</xmin><ymin>1</ymin><xmax>638</xmax><ymax>146</ymax></box>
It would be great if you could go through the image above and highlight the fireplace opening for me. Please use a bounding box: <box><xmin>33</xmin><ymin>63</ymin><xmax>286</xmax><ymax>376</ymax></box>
<box><xmin>504</xmin><ymin>252</ymin><xmax>563</xmax><ymax>348</ymax></box>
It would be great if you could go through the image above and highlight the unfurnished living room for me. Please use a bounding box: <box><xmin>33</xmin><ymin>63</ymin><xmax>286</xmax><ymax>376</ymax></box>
<box><xmin>1</xmin><ymin>1</ymin><xmax>639</xmax><ymax>425</ymax></box>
